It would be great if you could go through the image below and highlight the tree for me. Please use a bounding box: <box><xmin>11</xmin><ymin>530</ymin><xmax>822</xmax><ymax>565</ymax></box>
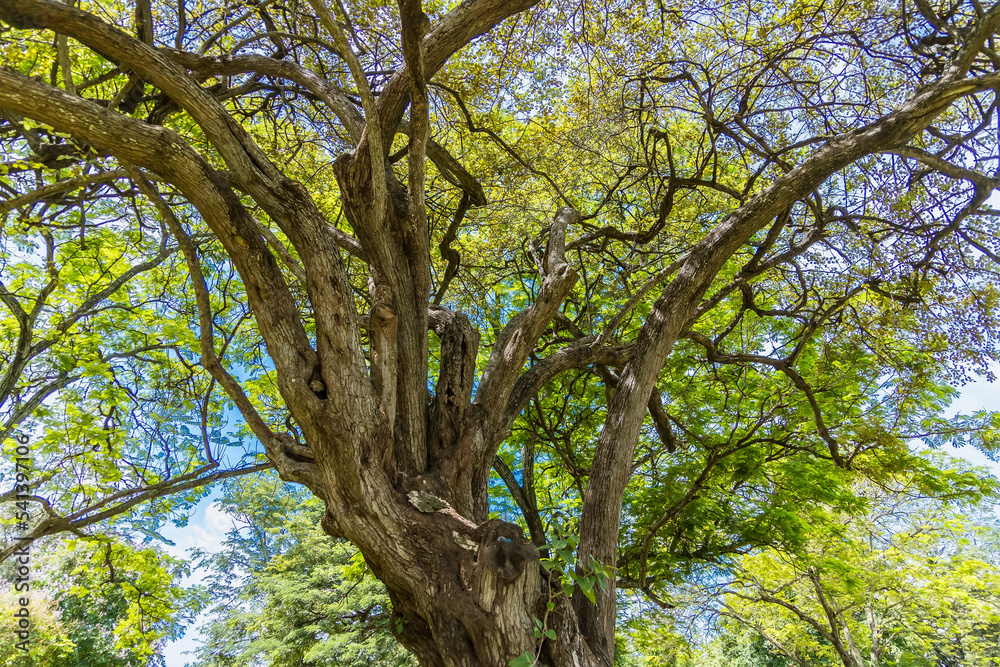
<box><xmin>709</xmin><ymin>456</ymin><xmax>1000</xmax><ymax>667</ymax></box>
<box><xmin>696</xmin><ymin>627</ymin><xmax>796</xmax><ymax>667</ymax></box>
<box><xmin>2</xmin><ymin>0</ymin><xmax>1000</xmax><ymax>664</ymax></box>
<box><xmin>191</xmin><ymin>472</ymin><xmax>413</xmax><ymax>667</ymax></box>
<box><xmin>0</xmin><ymin>536</ymin><xmax>200</xmax><ymax>665</ymax></box>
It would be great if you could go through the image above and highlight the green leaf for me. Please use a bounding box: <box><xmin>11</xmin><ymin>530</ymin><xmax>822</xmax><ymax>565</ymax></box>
<box><xmin>508</xmin><ymin>651</ymin><xmax>535</xmax><ymax>667</ymax></box>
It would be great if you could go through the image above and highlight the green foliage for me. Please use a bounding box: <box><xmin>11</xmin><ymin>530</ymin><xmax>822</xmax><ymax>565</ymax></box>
<box><xmin>0</xmin><ymin>537</ymin><xmax>201</xmax><ymax>666</ymax></box>
<box><xmin>541</xmin><ymin>517</ymin><xmax>612</xmax><ymax>604</ymax></box>
<box><xmin>712</xmin><ymin>454</ymin><xmax>1000</xmax><ymax>667</ymax></box>
<box><xmin>0</xmin><ymin>592</ymin><xmax>76</xmax><ymax>667</ymax></box>
<box><xmin>695</xmin><ymin>627</ymin><xmax>796</xmax><ymax>667</ymax></box>
<box><xmin>190</xmin><ymin>472</ymin><xmax>413</xmax><ymax>667</ymax></box>
<box><xmin>509</xmin><ymin>651</ymin><xmax>537</xmax><ymax>667</ymax></box>
<box><xmin>618</xmin><ymin>609</ymin><xmax>697</xmax><ymax>667</ymax></box>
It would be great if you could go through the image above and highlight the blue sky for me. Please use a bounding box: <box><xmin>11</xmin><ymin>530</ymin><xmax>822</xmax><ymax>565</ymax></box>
<box><xmin>939</xmin><ymin>374</ymin><xmax>1000</xmax><ymax>483</ymax></box>
<box><xmin>159</xmin><ymin>497</ymin><xmax>237</xmax><ymax>667</ymax></box>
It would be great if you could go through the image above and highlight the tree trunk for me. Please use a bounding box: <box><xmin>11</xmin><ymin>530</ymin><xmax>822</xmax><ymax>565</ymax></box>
<box><xmin>336</xmin><ymin>505</ymin><xmax>544</xmax><ymax>666</ymax></box>
<box><xmin>292</xmin><ymin>153</ymin><xmax>599</xmax><ymax>667</ymax></box>
<box><xmin>310</xmin><ymin>420</ymin><xmax>598</xmax><ymax>667</ymax></box>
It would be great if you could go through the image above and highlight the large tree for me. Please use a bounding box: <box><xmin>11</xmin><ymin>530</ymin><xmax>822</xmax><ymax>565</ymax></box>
<box><xmin>2</xmin><ymin>0</ymin><xmax>1000</xmax><ymax>664</ymax></box>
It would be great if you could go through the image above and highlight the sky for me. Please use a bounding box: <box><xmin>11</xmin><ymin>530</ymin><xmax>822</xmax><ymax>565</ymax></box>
<box><xmin>939</xmin><ymin>374</ymin><xmax>1000</xmax><ymax>487</ymax></box>
<box><xmin>159</xmin><ymin>498</ymin><xmax>237</xmax><ymax>667</ymax></box>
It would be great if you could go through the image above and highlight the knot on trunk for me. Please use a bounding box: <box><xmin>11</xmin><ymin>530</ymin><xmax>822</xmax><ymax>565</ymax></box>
<box><xmin>265</xmin><ymin>433</ymin><xmax>321</xmax><ymax>488</ymax></box>
<box><xmin>477</xmin><ymin>520</ymin><xmax>538</xmax><ymax>582</ymax></box>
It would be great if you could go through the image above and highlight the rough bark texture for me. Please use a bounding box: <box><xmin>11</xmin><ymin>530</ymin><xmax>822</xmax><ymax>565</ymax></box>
<box><xmin>2</xmin><ymin>0</ymin><xmax>1000</xmax><ymax>664</ymax></box>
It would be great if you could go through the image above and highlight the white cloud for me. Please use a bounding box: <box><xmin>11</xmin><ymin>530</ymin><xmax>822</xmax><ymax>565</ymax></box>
<box><xmin>159</xmin><ymin>500</ymin><xmax>237</xmax><ymax>562</ymax></box>
<box><xmin>160</xmin><ymin>498</ymin><xmax>238</xmax><ymax>667</ymax></box>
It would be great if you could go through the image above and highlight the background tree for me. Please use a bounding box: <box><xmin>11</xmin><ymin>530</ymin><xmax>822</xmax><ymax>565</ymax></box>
<box><xmin>191</xmin><ymin>472</ymin><xmax>413</xmax><ymax>667</ymax></box>
<box><xmin>696</xmin><ymin>627</ymin><xmax>797</xmax><ymax>667</ymax></box>
<box><xmin>707</xmin><ymin>456</ymin><xmax>1000</xmax><ymax>667</ymax></box>
<box><xmin>2</xmin><ymin>0</ymin><xmax>1000</xmax><ymax>664</ymax></box>
<box><xmin>0</xmin><ymin>536</ymin><xmax>201</xmax><ymax>665</ymax></box>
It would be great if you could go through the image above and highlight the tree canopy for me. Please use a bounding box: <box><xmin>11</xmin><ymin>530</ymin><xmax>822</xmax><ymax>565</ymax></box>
<box><xmin>2</xmin><ymin>0</ymin><xmax>1000</xmax><ymax>664</ymax></box>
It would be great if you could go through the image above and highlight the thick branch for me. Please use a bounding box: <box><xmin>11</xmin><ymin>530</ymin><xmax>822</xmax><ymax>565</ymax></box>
<box><xmin>501</xmin><ymin>337</ymin><xmax>624</xmax><ymax>434</ymax></box>
<box><xmin>375</xmin><ymin>0</ymin><xmax>541</xmax><ymax>147</ymax></box>
<box><xmin>573</xmin><ymin>9</ymin><xmax>1000</xmax><ymax>658</ymax></box>
<box><xmin>476</xmin><ymin>207</ymin><xmax>579</xmax><ymax>434</ymax></box>
<box><xmin>886</xmin><ymin>145</ymin><xmax>1000</xmax><ymax>188</ymax></box>
<box><xmin>127</xmin><ymin>168</ymin><xmax>277</xmax><ymax>449</ymax></box>
<box><xmin>0</xmin><ymin>169</ymin><xmax>128</xmax><ymax>215</ymax></box>
<box><xmin>164</xmin><ymin>48</ymin><xmax>364</xmax><ymax>143</ymax></box>
<box><xmin>399</xmin><ymin>0</ymin><xmax>431</xmax><ymax>318</ymax></box>
<box><xmin>307</xmin><ymin>0</ymin><xmax>387</xmax><ymax>223</ymax></box>
<box><xmin>0</xmin><ymin>67</ymin><xmax>320</xmax><ymax>397</ymax></box>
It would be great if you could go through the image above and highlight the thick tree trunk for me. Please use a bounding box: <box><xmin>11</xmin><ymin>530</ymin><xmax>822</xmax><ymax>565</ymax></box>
<box><xmin>313</xmin><ymin>426</ymin><xmax>597</xmax><ymax>667</ymax></box>
<box><xmin>303</xmin><ymin>152</ymin><xmax>598</xmax><ymax>666</ymax></box>
<box><xmin>336</xmin><ymin>507</ymin><xmax>542</xmax><ymax>665</ymax></box>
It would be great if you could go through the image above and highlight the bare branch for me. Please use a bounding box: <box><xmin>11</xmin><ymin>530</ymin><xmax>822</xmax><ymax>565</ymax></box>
<box><xmin>492</xmin><ymin>454</ymin><xmax>546</xmax><ymax>549</ymax></box>
<box><xmin>307</xmin><ymin>0</ymin><xmax>387</xmax><ymax>223</ymax></box>
<box><xmin>476</xmin><ymin>207</ymin><xmax>579</xmax><ymax>430</ymax></box>
<box><xmin>375</xmin><ymin>0</ymin><xmax>541</xmax><ymax>147</ymax></box>
<box><xmin>0</xmin><ymin>169</ymin><xmax>128</xmax><ymax>215</ymax></box>
<box><xmin>886</xmin><ymin>145</ymin><xmax>1000</xmax><ymax>188</ymax></box>
<box><xmin>594</xmin><ymin>253</ymin><xmax>689</xmax><ymax>347</ymax></box>
<box><xmin>164</xmin><ymin>48</ymin><xmax>364</xmax><ymax>141</ymax></box>
<box><xmin>501</xmin><ymin>337</ymin><xmax>624</xmax><ymax>434</ymax></box>
<box><xmin>0</xmin><ymin>463</ymin><xmax>271</xmax><ymax>563</ymax></box>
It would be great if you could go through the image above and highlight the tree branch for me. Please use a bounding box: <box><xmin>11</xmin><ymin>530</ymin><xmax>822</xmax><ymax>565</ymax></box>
<box><xmin>0</xmin><ymin>463</ymin><xmax>271</xmax><ymax>563</ymax></box>
<box><xmin>573</xmin><ymin>8</ymin><xmax>1000</xmax><ymax>656</ymax></box>
<box><xmin>0</xmin><ymin>67</ymin><xmax>320</xmax><ymax>397</ymax></box>
<box><xmin>375</xmin><ymin>0</ymin><xmax>541</xmax><ymax>148</ymax></box>
<box><xmin>476</xmin><ymin>207</ymin><xmax>579</xmax><ymax>433</ymax></box>
<box><xmin>307</xmin><ymin>0</ymin><xmax>387</xmax><ymax>224</ymax></box>
<box><xmin>492</xmin><ymin>454</ymin><xmax>546</xmax><ymax>550</ymax></box>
